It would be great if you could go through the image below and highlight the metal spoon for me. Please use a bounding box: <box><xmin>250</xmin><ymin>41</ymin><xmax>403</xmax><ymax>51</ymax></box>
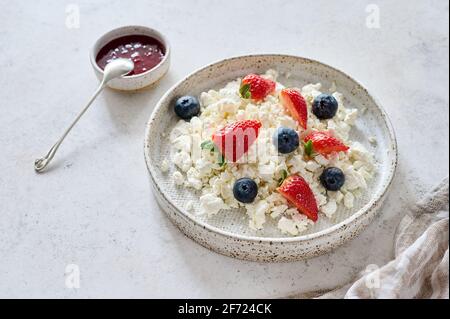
<box><xmin>34</xmin><ymin>58</ymin><xmax>134</xmax><ymax>173</ymax></box>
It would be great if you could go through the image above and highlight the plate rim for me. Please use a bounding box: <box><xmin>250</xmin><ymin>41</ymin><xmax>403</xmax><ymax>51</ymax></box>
<box><xmin>144</xmin><ymin>53</ymin><xmax>398</xmax><ymax>243</ymax></box>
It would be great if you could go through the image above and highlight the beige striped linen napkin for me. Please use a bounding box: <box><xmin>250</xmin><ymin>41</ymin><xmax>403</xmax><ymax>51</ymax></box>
<box><xmin>293</xmin><ymin>177</ymin><xmax>449</xmax><ymax>299</ymax></box>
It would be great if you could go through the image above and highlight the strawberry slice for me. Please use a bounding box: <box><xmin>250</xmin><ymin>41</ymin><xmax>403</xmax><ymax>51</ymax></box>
<box><xmin>240</xmin><ymin>74</ymin><xmax>276</xmax><ymax>102</ymax></box>
<box><xmin>277</xmin><ymin>175</ymin><xmax>319</xmax><ymax>222</ymax></box>
<box><xmin>303</xmin><ymin>131</ymin><xmax>349</xmax><ymax>157</ymax></box>
<box><xmin>212</xmin><ymin>120</ymin><xmax>262</xmax><ymax>162</ymax></box>
<box><xmin>279</xmin><ymin>88</ymin><xmax>308</xmax><ymax>129</ymax></box>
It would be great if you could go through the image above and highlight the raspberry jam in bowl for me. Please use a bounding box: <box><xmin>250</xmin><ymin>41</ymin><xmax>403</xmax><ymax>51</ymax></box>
<box><xmin>90</xmin><ymin>26</ymin><xmax>170</xmax><ymax>91</ymax></box>
<box><xmin>96</xmin><ymin>35</ymin><xmax>165</xmax><ymax>76</ymax></box>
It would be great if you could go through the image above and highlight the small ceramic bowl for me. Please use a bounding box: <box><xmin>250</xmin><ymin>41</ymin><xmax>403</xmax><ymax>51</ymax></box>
<box><xmin>90</xmin><ymin>25</ymin><xmax>170</xmax><ymax>91</ymax></box>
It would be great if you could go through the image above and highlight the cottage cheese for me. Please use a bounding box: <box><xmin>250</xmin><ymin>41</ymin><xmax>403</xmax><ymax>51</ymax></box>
<box><xmin>169</xmin><ymin>70</ymin><xmax>376</xmax><ymax>235</ymax></box>
<box><xmin>160</xmin><ymin>159</ymin><xmax>169</xmax><ymax>173</ymax></box>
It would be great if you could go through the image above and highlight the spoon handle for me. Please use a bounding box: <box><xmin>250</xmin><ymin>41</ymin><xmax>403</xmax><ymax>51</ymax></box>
<box><xmin>34</xmin><ymin>83</ymin><xmax>105</xmax><ymax>173</ymax></box>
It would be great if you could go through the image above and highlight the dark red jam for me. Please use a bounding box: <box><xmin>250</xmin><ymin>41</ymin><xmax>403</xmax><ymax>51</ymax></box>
<box><xmin>96</xmin><ymin>35</ymin><xmax>165</xmax><ymax>76</ymax></box>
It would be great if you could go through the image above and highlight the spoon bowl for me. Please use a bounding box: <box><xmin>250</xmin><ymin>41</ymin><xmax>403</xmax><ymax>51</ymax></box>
<box><xmin>102</xmin><ymin>58</ymin><xmax>135</xmax><ymax>83</ymax></box>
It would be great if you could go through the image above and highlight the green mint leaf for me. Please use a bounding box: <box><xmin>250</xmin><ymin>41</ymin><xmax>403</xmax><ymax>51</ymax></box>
<box><xmin>201</xmin><ymin>140</ymin><xmax>215</xmax><ymax>151</ymax></box>
<box><xmin>202</xmin><ymin>140</ymin><xmax>225</xmax><ymax>167</ymax></box>
<box><xmin>218</xmin><ymin>154</ymin><xmax>226</xmax><ymax>167</ymax></box>
<box><xmin>239</xmin><ymin>83</ymin><xmax>251</xmax><ymax>99</ymax></box>
<box><xmin>304</xmin><ymin>140</ymin><xmax>314</xmax><ymax>157</ymax></box>
<box><xmin>277</xmin><ymin>169</ymin><xmax>288</xmax><ymax>186</ymax></box>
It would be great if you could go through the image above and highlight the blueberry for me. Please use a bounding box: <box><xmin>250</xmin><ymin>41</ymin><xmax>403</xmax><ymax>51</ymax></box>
<box><xmin>312</xmin><ymin>94</ymin><xmax>338</xmax><ymax>119</ymax></box>
<box><xmin>320</xmin><ymin>167</ymin><xmax>345</xmax><ymax>191</ymax></box>
<box><xmin>174</xmin><ymin>96</ymin><xmax>200</xmax><ymax>120</ymax></box>
<box><xmin>233</xmin><ymin>178</ymin><xmax>258</xmax><ymax>204</ymax></box>
<box><xmin>273</xmin><ymin>127</ymin><xmax>299</xmax><ymax>154</ymax></box>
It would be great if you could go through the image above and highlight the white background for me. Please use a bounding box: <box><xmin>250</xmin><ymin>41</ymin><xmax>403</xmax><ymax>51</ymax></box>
<box><xmin>0</xmin><ymin>0</ymin><xmax>448</xmax><ymax>298</ymax></box>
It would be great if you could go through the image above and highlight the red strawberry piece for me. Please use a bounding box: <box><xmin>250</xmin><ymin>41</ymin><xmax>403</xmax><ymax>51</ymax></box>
<box><xmin>277</xmin><ymin>175</ymin><xmax>319</xmax><ymax>222</ymax></box>
<box><xmin>240</xmin><ymin>74</ymin><xmax>276</xmax><ymax>102</ymax></box>
<box><xmin>279</xmin><ymin>88</ymin><xmax>308</xmax><ymax>129</ymax></box>
<box><xmin>303</xmin><ymin>131</ymin><xmax>349</xmax><ymax>157</ymax></box>
<box><xmin>212</xmin><ymin>120</ymin><xmax>262</xmax><ymax>162</ymax></box>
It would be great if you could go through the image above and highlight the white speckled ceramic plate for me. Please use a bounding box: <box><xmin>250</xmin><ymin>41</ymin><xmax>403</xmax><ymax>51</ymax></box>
<box><xmin>144</xmin><ymin>55</ymin><xmax>397</xmax><ymax>262</ymax></box>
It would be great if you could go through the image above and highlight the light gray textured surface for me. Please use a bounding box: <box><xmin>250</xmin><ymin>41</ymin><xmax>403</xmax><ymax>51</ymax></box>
<box><xmin>0</xmin><ymin>0</ymin><xmax>448</xmax><ymax>298</ymax></box>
